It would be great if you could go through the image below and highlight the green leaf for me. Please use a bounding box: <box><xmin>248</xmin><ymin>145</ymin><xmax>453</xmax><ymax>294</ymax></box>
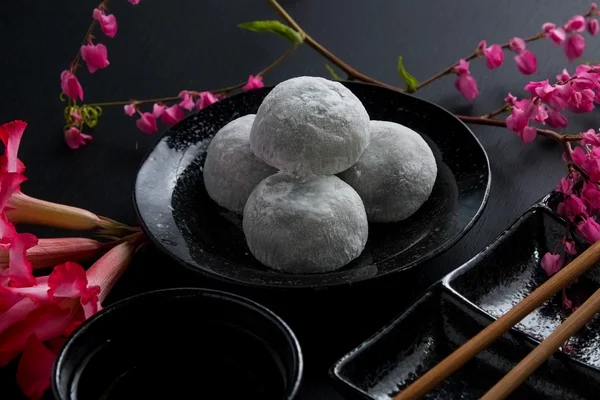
<box><xmin>238</xmin><ymin>20</ymin><xmax>303</xmax><ymax>44</ymax></box>
<box><xmin>397</xmin><ymin>56</ymin><xmax>418</xmax><ymax>93</ymax></box>
<box><xmin>325</xmin><ymin>64</ymin><xmax>341</xmax><ymax>81</ymax></box>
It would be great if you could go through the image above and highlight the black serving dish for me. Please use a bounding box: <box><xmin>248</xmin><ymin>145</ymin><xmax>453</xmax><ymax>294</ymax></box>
<box><xmin>133</xmin><ymin>81</ymin><xmax>491</xmax><ymax>289</ymax></box>
<box><xmin>332</xmin><ymin>195</ymin><xmax>600</xmax><ymax>399</ymax></box>
<box><xmin>52</xmin><ymin>288</ymin><xmax>303</xmax><ymax>400</ymax></box>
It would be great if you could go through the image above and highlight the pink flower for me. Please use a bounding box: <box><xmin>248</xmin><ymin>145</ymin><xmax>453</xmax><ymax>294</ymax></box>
<box><xmin>135</xmin><ymin>112</ymin><xmax>157</xmax><ymax>135</ymax></box>
<box><xmin>64</xmin><ymin>127</ymin><xmax>92</xmax><ymax>150</ymax></box>
<box><xmin>582</xmin><ymin>181</ymin><xmax>600</xmax><ymax>209</ymax></box>
<box><xmin>453</xmin><ymin>59</ymin><xmax>470</xmax><ymax>75</ymax></box>
<box><xmin>582</xmin><ymin>129</ymin><xmax>600</xmax><ymax>146</ymax></box>
<box><xmin>564</xmin><ymin>240</ymin><xmax>577</xmax><ymax>255</ymax></box>
<box><xmin>59</xmin><ymin>70</ymin><xmax>83</xmax><ymax>101</ymax></box>
<box><xmin>524</xmin><ymin>80</ymin><xmax>556</xmax><ymax>102</ymax></box>
<box><xmin>515</xmin><ymin>50</ymin><xmax>537</xmax><ymax>74</ymax></box>
<box><xmin>506</xmin><ymin>99</ymin><xmax>538</xmax><ymax>143</ymax></box>
<box><xmin>568</xmin><ymin>88</ymin><xmax>595</xmax><ymax>113</ymax></box>
<box><xmin>588</xmin><ymin>19</ymin><xmax>600</xmax><ymax>36</ymax></box>
<box><xmin>124</xmin><ymin>103</ymin><xmax>136</xmax><ymax>117</ymax></box>
<box><xmin>509</xmin><ymin>37</ymin><xmax>526</xmax><ymax>53</ymax></box>
<box><xmin>564</xmin><ymin>34</ymin><xmax>585</xmax><ymax>61</ymax></box>
<box><xmin>0</xmin><ymin>120</ymin><xmax>26</xmax><ymax>174</ymax></box>
<box><xmin>577</xmin><ymin>217</ymin><xmax>600</xmax><ymax>242</ymax></box>
<box><xmin>242</xmin><ymin>75</ymin><xmax>265</xmax><ymax>91</ymax></box>
<box><xmin>556</xmin><ymin>68</ymin><xmax>571</xmax><ymax>81</ymax></box>
<box><xmin>196</xmin><ymin>92</ymin><xmax>219</xmax><ymax>110</ymax></box>
<box><xmin>80</xmin><ymin>43</ymin><xmax>109</xmax><ymax>74</ymax></box>
<box><xmin>152</xmin><ymin>103</ymin><xmax>165</xmax><ymax>118</ymax></box>
<box><xmin>92</xmin><ymin>8</ymin><xmax>118</xmax><ymax>38</ymax></box>
<box><xmin>504</xmin><ymin>93</ymin><xmax>517</xmax><ymax>105</ymax></box>
<box><xmin>178</xmin><ymin>91</ymin><xmax>195</xmax><ymax>111</ymax></box>
<box><xmin>0</xmin><ymin>228</ymin><xmax>39</xmax><ymax>287</ymax></box>
<box><xmin>541</xmin><ymin>252</ymin><xmax>563</xmax><ymax>276</ymax></box>
<box><xmin>454</xmin><ymin>74</ymin><xmax>479</xmax><ymax>100</ymax></box>
<box><xmin>482</xmin><ymin>44</ymin><xmax>504</xmax><ymax>69</ymax></box>
<box><xmin>556</xmin><ymin>176</ymin><xmax>574</xmax><ymax>195</ymax></box>
<box><xmin>572</xmin><ymin>146</ymin><xmax>587</xmax><ymax>165</ymax></box>
<box><xmin>558</xmin><ymin>194</ymin><xmax>588</xmax><ymax>221</ymax></box>
<box><xmin>160</xmin><ymin>104</ymin><xmax>185</xmax><ymax>126</ymax></box>
<box><xmin>546</xmin><ymin>110</ymin><xmax>568</xmax><ymax>128</ymax></box>
<box><xmin>565</xmin><ymin>15</ymin><xmax>586</xmax><ymax>33</ymax></box>
<box><xmin>542</xmin><ymin>23</ymin><xmax>556</xmax><ymax>33</ymax></box>
<box><xmin>128</xmin><ymin>0</ymin><xmax>141</xmax><ymax>4</ymax></box>
<box><xmin>547</xmin><ymin>27</ymin><xmax>567</xmax><ymax>45</ymax></box>
<box><xmin>16</xmin><ymin>334</ymin><xmax>58</xmax><ymax>400</ymax></box>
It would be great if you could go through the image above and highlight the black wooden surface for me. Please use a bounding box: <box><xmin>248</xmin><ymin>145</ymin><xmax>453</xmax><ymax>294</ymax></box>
<box><xmin>1</xmin><ymin>1</ymin><xmax>596</xmax><ymax>399</ymax></box>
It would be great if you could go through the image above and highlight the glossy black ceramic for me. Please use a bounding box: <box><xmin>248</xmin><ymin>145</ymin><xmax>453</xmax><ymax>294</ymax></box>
<box><xmin>52</xmin><ymin>288</ymin><xmax>303</xmax><ymax>400</ymax></box>
<box><xmin>331</xmin><ymin>194</ymin><xmax>600</xmax><ymax>399</ymax></box>
<box><xmin>133</xmin><ymin>82</ymin><xmax>491</xmax><ymax>288</ymax></box>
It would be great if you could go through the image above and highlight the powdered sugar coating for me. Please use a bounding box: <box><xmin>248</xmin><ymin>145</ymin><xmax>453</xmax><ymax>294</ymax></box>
<box><xmin>250</xmin><ymin>76</ymin><xmax>370</xmax><ymax>175</ymax></box>
<box><xmin>338</xmin><ymin>120</ymin><xmax>437</xmax><ymax>223</ymax></box>
<box><xmin>203</xmin><ymin>114</ymin><xmax>277</xmax><ymax>214</ymax></box>
<box><xmin>243</xmin><ymin>172</ymin><xmax>368</xmax><ymax>273</ymax></box>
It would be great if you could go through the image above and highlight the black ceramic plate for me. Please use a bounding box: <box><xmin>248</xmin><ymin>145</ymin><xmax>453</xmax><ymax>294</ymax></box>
<box><xmin>133</xmin><ymin>82</ymin><xmax>490</xmax><ymax>288</ymax></box>
<box><xmin>331</xmin><ymin>194</ymin><xmax>600</xmax><ymax>399</ymax></box>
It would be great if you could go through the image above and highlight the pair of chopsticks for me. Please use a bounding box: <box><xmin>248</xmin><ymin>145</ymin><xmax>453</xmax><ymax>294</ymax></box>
<box><xmin>393</xmin><ymin>239</ymin><xmax>600</xmax><ymax>400</ymax></box>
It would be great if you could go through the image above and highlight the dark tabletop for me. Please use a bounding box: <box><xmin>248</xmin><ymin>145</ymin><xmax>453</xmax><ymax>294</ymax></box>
<box><xmin>1</xmin><ymin>0</ymin><xmax>597</xmax><ymax>399</ymax></box>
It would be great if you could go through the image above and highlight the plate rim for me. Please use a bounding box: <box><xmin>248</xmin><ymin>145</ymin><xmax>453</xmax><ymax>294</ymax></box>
<box><xmin>132</xmin><ymin>81</ymin><xmax>492</xmax><ymax>289</ymax></box>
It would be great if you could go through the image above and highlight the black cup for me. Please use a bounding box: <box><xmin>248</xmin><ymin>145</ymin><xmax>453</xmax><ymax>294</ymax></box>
<box><xmin>52</xmin><ymin>288</ymin><xmax>303</xmax><ymax>400</ymax></box>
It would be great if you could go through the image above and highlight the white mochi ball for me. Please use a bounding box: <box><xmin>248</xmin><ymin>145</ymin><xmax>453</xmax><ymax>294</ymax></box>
<box><xmin>250</xmin><ymin>76</ymin><xmax>370</xmax><ymax>175</ymax></box>
<box><xmin>338</xmin><ymin>120</ymin><xmax>437</xmax><ymax>223</ymax></box>
<box><xmin>243</xmin><ymin>172</ymin><xmax>368</xmax><ymax>274</ymax></box>
<box><xmin>203</xmin><ymin>114</ymin><xmax>277</xmax><ymax>214</ymax></box>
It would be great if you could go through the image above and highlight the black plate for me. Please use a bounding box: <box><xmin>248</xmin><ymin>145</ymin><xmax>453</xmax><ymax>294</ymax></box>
<box><xmin>331</xmin><ymin>195</ymin><xmax>600</xmax><ymax>399</ymax></box>
<box><xmin>133</xmin><ymin>82</ymin><xmax>491</xmax><ymax>289</ymax></box>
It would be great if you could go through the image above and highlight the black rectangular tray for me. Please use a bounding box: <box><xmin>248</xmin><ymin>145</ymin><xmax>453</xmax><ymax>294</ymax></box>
<box><xmin>331</xmin><ymin>194</ymin><xmax>600</xmax><ymax>400</ymax></box>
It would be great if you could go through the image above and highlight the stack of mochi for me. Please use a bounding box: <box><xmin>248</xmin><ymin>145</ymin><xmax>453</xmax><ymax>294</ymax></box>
<box><xmin>203</xmin><ymin>76</ymin><xmax>437</xmax><ymax>274</ymax></box>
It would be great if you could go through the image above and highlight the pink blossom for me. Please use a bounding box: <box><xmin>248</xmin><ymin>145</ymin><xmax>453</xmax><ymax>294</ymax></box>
<box><xmin>515</xmin><ymin>50</ymin><xmax>537</xmax><ymax>75</ymax></box>
<box><xmin>582</xmin><ymin>129</ymin><xmax>600</xmax><ymax>146</ymax></box>
<box><xmin>80</xmin><ymin>43</ymin><xmax>109</xmax><ymax>74</ymax></box>
<box><xmin>504</xmin><ymin>93</ymin><xmax>517</xmax><ymax>105</ymax></box>
<box><xmin>506</xmin><ymin>99</ymin><xmax>537</xmax><ymax>141</ymax></box>
<box><xmin>178</xmin><ymin>91</ymin><xmax>195</xmax><ymax>111</ymax></box>
<box><xmin>135</xmin><ymin>112</ymin><xmax>157</xmax><ymax>135</ymax></box>
<box><xmin>546</xmin><ymin>110</ymin><xmax>568</xmax><ymax>128</ymax></box>
<box><xmin>518</xmin><ymin>126</ymin><xmax>537</xmax><ymax>143</ymax></box>
<box><xmin>563</xmin><ymin>295</ymin><xmax>573</xmax><ymax>311</ymax></box>
<box><xmin>124</xmin><ymin>103</ymin><xmax>136</xmax><ymax>117</ymax></box>
<box><xmin>565</xmin><ymin>15</ymin><xmax>586</xmax><ymax>33</ymax></box>
<box><xmin>556</xmin><ymin>68</ymin><xmax>571</xmax><ymax>81</ymax></box>
<box><xmin>558</xmin><ymin>194</ymin><xmax>587</xmax><ymax>221</ymax></box>
<box><xmin>542</xmin><ymin>23</ymin><xmax>556</xmax><ymax>33</ymax></box>
<box><xmin>160</xmin><ymin>104</ymin><xmax>185</xmax><ymax>126</ymax></box>
<box><xmin>454</xmin><ymin>74</ymin><xmax>479</xmax><ymax>100</ymax></box>
<box><xmin>572</xmin><ymin>146</ymin><xmax>587</xmax><ymax>165</ymax></box>
<box><xmin>152</xmin><ymin>104</ymin><xmax>165</xmax><ymax>118</ymax></box>
<box><xmin>64</xmin><ymin>127</ymin><xmax>92</xmax><ymax>150</ymax></box>
<box><xmin>577</xmin><ymin>217</ymin><xmax>600</xmax><ymax>242</ymax></box>
<box><xmin>556</xmin><ymin>176</ymin><xmax>574</xmax><ymax>195</ymax></box>
<box><xmin>547</xmin><ymin>27</ymin><xmax>567</xmax><ymax>45</ymax></box>
<box><xmin>524</xmin><ymin>80</ymin><xmax>555</xmax><ymax>102</ymax></box>
<box><xmin>59</xmin><ymin>70</ymin><xmax>83</xmax><ymax>102</ymax></box>
<box><xmin>16</xmin><ymin>334</ymin><xmax>58</xmax><ymax>400</ymax></box>
<box><xmin>582</xmin><ymin>181</ymin><xmax>600</xmax><ymax>209</ymax></box>
<box><xmin>564</xmin><ymin>34</ymin><xmax>585</xmax><ymax>61</ymax></box>
<box><xmin>541</xmin><ymin>252</ymin><xmax>563</xmax><ymax>276</ymax></box>
<box><xmin>242</xmin><ymin>75</ymin><xmax>265</xmax><ymax>91</ymax></box>
<box><xmin>568</xmin><ymin>88</ymin><xmax>595</xmax><ymax>113</ymax></box>
<box><xmin>453</xmin><ymin>59</ymin><xmax>470</xmax><ymax>75</ymax></box>
<box><xmin>196</xmin><ymin>92</ymin><xmax>219</xmax><ymax>110</ymax></box>
<box><xmin>588</xmin><ymin>19</ymin><xmax>600</xmax><ymax>36</ymax></box>
<box><xmin>71</xmin><ymin>111</ymin><xmax>82</xmax><ymax>122</ymax></box>
<box><xmin>564</xmin><ymin>240</ymin><xmax>577</xmax><ymax>255</ymax></box>
<box><xmin>0</xmin><ymin>120</ymin><xmax>26</xmax><ymax>174</ymax></box>
<box><xmin>509</xmin><ymin>37</ymin><xmax>526</xmax><ymax>53</ymax></box>
<box><xmin>92</xmin><ymin>8</ymin><xmax>118</xmax><ymax>38</ymax></box>
<box><xmin>128</xmin><ymin>0</ymin><xmax>141</xmax><ymax>4</ymax></box>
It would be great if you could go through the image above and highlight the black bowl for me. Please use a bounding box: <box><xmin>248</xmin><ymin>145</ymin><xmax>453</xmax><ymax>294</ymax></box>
<box><xmin>52</xmin><ymin>288</ymin><xmax>303</xmax><ymax>400</ymax></box>
<box><xmin>133</xmin><ymin>81</ymin><xmax>491</xmax><ymax>289</ymax></box>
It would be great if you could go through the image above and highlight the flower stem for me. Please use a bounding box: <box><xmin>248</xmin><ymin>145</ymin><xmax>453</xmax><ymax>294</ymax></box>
<box><xmin>82</xmin><ymin>45</ymin><xmax>297</xmax><ymax>109</ymax></box>
<box><xmin>71</xmin><ymin>0</ymin><xmax>110</xmax><ymax>73</ymax></box>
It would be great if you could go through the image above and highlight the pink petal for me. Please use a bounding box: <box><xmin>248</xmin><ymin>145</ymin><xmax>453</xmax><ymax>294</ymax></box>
<box><xmin>541</xmin><ymin>252</ymin><xmax>563</xmax><ymax>276</ymax></box>
<box><xmin>16</xmin><ymin>334</ymin><xmax>56</xmax><ymax>400</ymax></box>
<box><xmin>582</xmin><ymin>181</ymin><xmax>600</xmax><ymax>209</ymax></box>
<box><xmin>454</xmin><ymin>74</ymin><xmax>479</xmax><ymax>100</ymax></box>
<box><xmin>196</xmin><ymin>92</ymin><xmax>219</xmax><ymax>110</ymax></box>
<box><xmin>542</xmin><ymin>22</ymin><xmax>556</xmax><ymax>33</ymax></box>
<box><xmin>452</xmin><ymin>59</ymin><xmax>470</xmax><ymax>75</ymax></box>
<box><xmin>504</xmin><ymin>93</ymin><xmax>517</xmax><ymax>104</ymax></box>
<box><xmin>64</xmin><ymin>127</ymin><xmax>92</xmax><ymax>150</ymax></box>
<box><xmin>160</xmin><ymin>104</ymin><xmax>185</xmax><ymax>126</ymax></box>
<box><xmin>565</xmin><ymin>15</ymin><xmax>586</xmax><ymax>33</ymax></box>
<box><xmin>80</xmin><ymin>43</ymin><xmax>110</xmax><ymax>74</ymax></box>
<box><xmin>546</xmin><ymin>110</ymin><xmax>568</xmax><ymax>128</ymax></box>
<box><xmin>152</xmin><ymin>103</ymin><xmax>165</xmax><ymax>118</ymax></box>
<box><xmin>564</xmin><ymin>240</ymin><xmax>577</xmax><ymax>255</ymax></box>
<box><xmin>6</xmin><ymin>233</ymin><xmax>39</xmax><ymax>286</ymax></box>
<box><xmin>588</xmin><ymin>19</ymin><xmax>600</xmax><ymax>36</ymax></box>
<box><xmin>577</xmin><ymin>217</ymin><xmax>600</xmax><ymax>243</ymax></box>
<box><xmin>548</xmin><ymin>27</ymin><xmax>567</xmax><ymax>45</ymax></box>
<box><xmin>564</xmin><ymin>34</ymin><xmax>586</xmax><ymax>61</ymax></box>
<box><xmin>128</xmin><ymin>0</ymin><xmax>141</xmax><ymax>4</ymax></box>
<box><xmin>0</xmin><ymin>298</ymin><xmax>38</xmax><ymax>336</ymax></box>
<box><xmin>556</xmin><ymin>176</ymin><xmax>574</xmax><ymax>195</ymax></box>
<box><xmin>515</xmin><ymin>50</ymin><xmax>537</xmax><ymax>75</ymax></box>
<box><xmin>519</xmin><ymin>125</ymin><xmax>537</xmax><ymax>144</ymax></box>
<box><xmin>178</xmin><ymin>91</ymin><xmax>195</xmax><ymax>111</ymax></box>
<box><xmin>509</xmin><ymin>37</ymin><xmax>526</xmax><ymax>53</ymax></box>
<box><xmin>93</xmin><ymin>9</ymin><xmax>118</xmax><ymax>38</ymax></box>
<box><xmin>572</xmin><ymin>146</ymin><xmax>587</xmax><ymax>165</ymax></box>
<box><xmin>482</xmin><ymin>44</ymin><xmax>504</xmax><ymax>69</ymax></box>
<box><xmin>135</xmin><ymin>112</ymin><xmax>158</xmax><ymax>135</ymax></box>
<box><xmin>582</xmin><ymin>129</ymin><xmax>600</xmax><ymax>146</ymax></box>
<box><xmin>242</xmin><ymin>75</ymin><xmax>265</xmax><ymax>91</ymax></box>
<box><xmin>47</xmin><ymin>262</ymin><xmax>89</xmax><ymax>300</ymax></box>
<box><xmin>124</xmin><ymin>104</ymin><xmax>136</xmax><ymax>117</ymax></box>
<box><xmin>60</xmin><ymin>70</ymin><xmax>83</xmax><ymax>102</ymax></box>
<box><xmin>556</xmin><ymin>68</ymin><xmax>572</xmax><ymax>81</ymax></box>
<box><xmin>0</xmin><ymin>173</ymin><xmax>26</xmax><ymax>213</ymax></box>
<box><xmin>0</xmin><ymin>120</ymin><xmax>27</xmax><ymax>174</ymax></box>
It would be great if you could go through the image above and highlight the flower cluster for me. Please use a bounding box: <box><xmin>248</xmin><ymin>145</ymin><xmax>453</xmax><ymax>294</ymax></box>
<box><xmin>0</xmin><ymin>121</ymin><xmax>141</xmax><ymax>399</ymax></box>
<box><xmin>452</xmin><ymin>7</ymin><xmax>599</xmax><ymax>100</ymax></box>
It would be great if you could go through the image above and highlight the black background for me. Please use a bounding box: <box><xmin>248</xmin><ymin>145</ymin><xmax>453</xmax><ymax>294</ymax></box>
<box><xmin>1</xmin><ymin>1</ymin><xmax>598</xmax><ymax>399</ymax></box>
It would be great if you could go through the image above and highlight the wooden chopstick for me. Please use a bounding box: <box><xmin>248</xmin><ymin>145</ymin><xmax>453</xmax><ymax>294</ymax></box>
<box><xmin>393</xmin><ymin>239</ymin><xmax>600</xmax><ymax>400</ymax></box>
<box><xmin>481</xmin><ymin>285</ymin><xmax>600</xmax><ymax>400</ymax></box>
